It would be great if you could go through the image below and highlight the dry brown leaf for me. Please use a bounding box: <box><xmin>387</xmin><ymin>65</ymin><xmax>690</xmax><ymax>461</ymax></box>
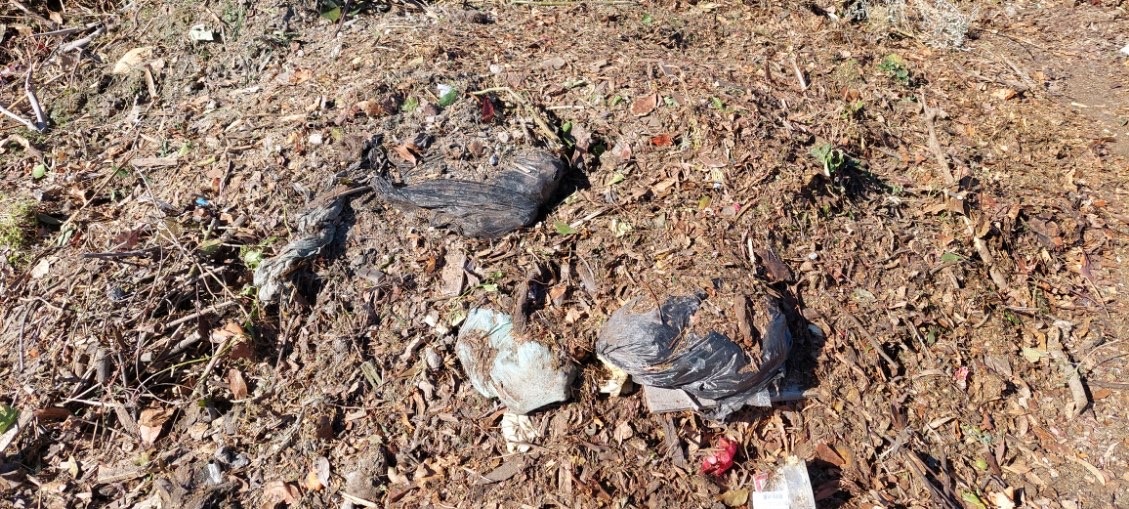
<box><xmin>355</xmin><ymin>100</ymin><xmax>382</xmax><ymax>117</ymax></box>
<box><xmin>651</xmin><ymin>133</ymin><xmax>674</xmax><ymax>147</ymax></box>
<box><xmin>814</xmin><ymin>442</ymin><xmax>845</xmax><ymax>467</ymax></box>
<box><xmin>60</xmin><ymin>455</ymin><xmax>80</xmax><ymax>478</ymax></box>
<box><xmin>393</xmin><ymin>143</ymin><xmax>421</xmax><ymax>165</ymax></box>
<box><xmin>262</xmin><ymin>480</ymin><xmax>301</xmax><ymax>507</ymax></box>
<box><xmin>992</xmin><ymin>88</ymin><xmax>1018</xmax><ymax>101</ymax></box>
<box><xmin>314</xmin><ymin>457</ymin><xmax>331</xmax><ymax>490</ymax></box>
<box><xmin>138</xmin><ymin>407</ymin><xmax>171</xmax><ymax>446</ymax></box>
<box><xmin>355</xmin><ymin>98</ymin><xmax>398</xmax><ymax>117</ymax></box>
<box><xmin>228</xmin><ymin>368</ymin><xmax>249</xmax><ymax>400</ymax></box>
<box><xmin>288</xmin><ymin>68</ymin><xmax>314</xmax><ymax>85</ymax></box>
<box><xmin>988</xmin><ymin>490</ymin><xmax>1017</xmax><ymax>509</ymax></box>
<box><xmin>612</xmin><ymin>421</ymin><xmax>634</xmax><ymax>443</ymax></box>
<box><xmin>608</xmin><ymin>140</ymin><xmax>632</xmax><ymax>163</ymax></box>
<box><xmin>34</xmin><ymin>407</ymin><xmax>71</xmax><ymax>422</ymax></box>
<box><xmin>211</xmin><ymin>321</ymin><xmax>245</xmax><ymax>343</ymax></box>
<box><xmin>631</xmin><ymin>93</ymin><xmax>659</xmax><ymax>117</ymax></box>
<box><xmin>304</xmin><ymin>469</ymin><xmax>324</xmax><ymax>491</ymax></box>
<box><xmin>112</xmin><ymin>47</ymin><xmax>154</xmax><ymax>74</ymax></box>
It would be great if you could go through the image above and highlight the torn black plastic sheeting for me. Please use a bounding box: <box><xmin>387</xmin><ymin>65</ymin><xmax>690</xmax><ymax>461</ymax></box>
<box><xmin>370</xmin><ymin>150</ymin><xmax>565</xmax><ymax>238</ymax></box>
<box><xmin>596</xmin><ymin>293</ymin><xmax>793</xmax><ymax>419</ymax></box>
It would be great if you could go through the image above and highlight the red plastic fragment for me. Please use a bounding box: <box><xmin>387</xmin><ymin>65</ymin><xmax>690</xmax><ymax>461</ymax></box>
<box><xmin>701</xmin><ymin>436</ymin><xmax>739</xmax><ymax>476</ymax></box>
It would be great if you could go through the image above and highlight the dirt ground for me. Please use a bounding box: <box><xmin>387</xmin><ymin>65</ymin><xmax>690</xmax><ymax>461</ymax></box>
<box><xmin>2</xmin><ymin>0</ymin><xmax>1128</xmax><ymax>507</ymax></box>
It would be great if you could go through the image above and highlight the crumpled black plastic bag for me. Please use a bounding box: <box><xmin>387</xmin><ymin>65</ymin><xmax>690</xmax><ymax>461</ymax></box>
<box><xmin>370</xmin><ymin>150</ymin><xmax>564</xmax><ymax>238</ymax></box>
<box><xmin>596</xmin><ymin>293</ymin><xmax>792</xmax><ymax>418</ymax></box>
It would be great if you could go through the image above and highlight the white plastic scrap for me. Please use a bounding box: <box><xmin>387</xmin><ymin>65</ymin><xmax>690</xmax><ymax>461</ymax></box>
<box><xmin>500</xmin><ymin>413</ymin><xmax>540</xmax><ymax>454</ymax></box>
<box><xmin>752</xmin><ymin>456</ymin><xmax>816</xmax><ymax>509</ymax></box>
<box><xmin>596</xmin><ymin>354</ymin><xmax>633</xmax><ymax>396</ymax></box>
<box><xmin>456</xmin><ymin>308</ymin><xmax>576</xmax><ymax>414</ymax></box>
<box><xmin>188</xmin><ymin>25</ymin><xmax>218</xmax><ymax>42</ymax></box>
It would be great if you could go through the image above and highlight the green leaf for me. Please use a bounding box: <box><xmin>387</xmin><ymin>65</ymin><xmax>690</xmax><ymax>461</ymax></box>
<box><xmin>961</xmin><ymin>491</ymin><xmax>987</xmax><ymax>509</ymax></box>
<box><xmin>940</xmin><ymin>251</ymin><xmax>963</xmax><ymax>263</ymax></box>
<box><xmin>32</xmin><ymin>164</ymin><xmax>46</xmax><ymax>179</ymax></box>
<box><xmin>438</xmin><ymin>87</ymin><xmax>459</xmax><ymax>107</ymax></box>
<box><xmin>360</xmin><ymin>361</ymin><xmax>382</xmax><ymax>390</ymax></box>
<box><xmin>198</xmin><ymin>238</ymin><xmax>223</xmax><ymax>256</ymax></box>
<box><xmin>320</xmin><ymin>6</ymin><xmax>342</xmax><ymax>21</ymax></box>
<box><xmin>973</xmin><ymin>458</ymin><xmax>988</xmax><ymax>471</ymax></box>
<box><xmin>611</xmin><ymin>218</ymin><xmax>633</xmax><ymax>238</ymax></box>
<box><xmin>608</xmin><ymin>172</ymin><xmax>626</xmax><ymax>186</ymax></box>
<box><xmin>852</xmin><ymin>288</ymin><xmax>876</xmax><ymax>303</ymax></box>
<box><xmin>554</xmin><ymin>221</ymin><xmax>576</xmax><ymax>236</ymax></box>
<box><xmin>1021</xmin><ymin>347</ymin><xmax>1045</xmax><ymax>363</ymax></box>
<box><xmin>0</xmin><ymin>404</ymin><xmax>18</xmax><ymax>434</ymax></box>
<box><xmin>480</xmin><ymin>283</ymin><xmax>498</xmax><ymax>292</ymax></box>
<box><xmin>663</xmin><ymin>96</ymin><xmax>677</xmax><ymax>107</ymax></box>
<box><xmin>709</xmin><ymin>97</ymin><xmax>724</xmax><ymax>110</ymax></box>
<box><xmin>241</xmin><ymin>248</ymin><xmax>264</xmax><ymax>270</ymax></box>
<box><xmin>642</xmin><ymin>13</ymin><xmax>654</xmax><ymax>26</ymax></box>
<box><xmin>560</xmin><ymin>121</ymin><xmax>572</xmax><ymax>133</ymax></box>
<box><xmin>401</xmin><ymin>96</ymin><xmax>419</xmax><ymax>113</ymax></box>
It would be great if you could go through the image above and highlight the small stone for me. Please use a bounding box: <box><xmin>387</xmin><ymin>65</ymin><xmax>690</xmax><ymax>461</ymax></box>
<box><xmin>424</xmin><ymin>347</ymin><xmax>442</xmax><ymax>371</ymax></box>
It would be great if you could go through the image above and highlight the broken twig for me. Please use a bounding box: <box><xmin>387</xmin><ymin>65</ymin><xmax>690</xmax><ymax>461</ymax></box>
<box><xmin>920</xmin><ymin>95</ymin><xmax>956</xmax><ymax>186</ymax></box>
<box><xmin>1047</xmin><ymin>321</ymin><xmax>1089</xmax><ymax>419</ymax></box>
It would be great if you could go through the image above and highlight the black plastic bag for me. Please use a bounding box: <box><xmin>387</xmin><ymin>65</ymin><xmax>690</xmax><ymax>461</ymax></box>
<box><xmin>596</xmin><ymin>293</ymin><xmax>792</xmax><ymax>418</ymax></box>
<box><xmin>370</xmin><ymin>150</ymin><xmax>564</xmax><ymax>238</ymax></box>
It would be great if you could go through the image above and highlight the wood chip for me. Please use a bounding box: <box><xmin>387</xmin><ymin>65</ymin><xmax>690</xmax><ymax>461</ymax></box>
<box><xmin>475</xmin><ymin>457</ymin><xmax>527</xmax><ymax>485</ymax></box>
<box><xmin>130</xmin><ymin>156</ymin><xmax>178</xmax><ymax>168</ymax></box>
<box><xmin>96</xmin><ymin>463</ymin><xmax>146</xmax><ymax>484</ymax></box>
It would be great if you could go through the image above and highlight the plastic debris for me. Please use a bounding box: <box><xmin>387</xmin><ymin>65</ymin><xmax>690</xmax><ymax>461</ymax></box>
<box><xmin>500</xmin><ymin>413</ymin><xmax>540</xmax><ymax>453</ymax></box>
<box><xmin>596</xmin><ymin>293</ymin><xmax>792</xmax><ymax>419</ymax></box>
<box><xmin>1121</xmin><ymin>43</ymin><xmax>1129</xmax><ymax>56</ymax></box>
<box><xmin>253</xmin><ymin>138</ymin><xmax>384</xmax><ymax>303</ymax></box>
<box><xmin>370</xmin><ymin>150</ymin><xmax>564</xmax><ymax>238</ymax></box>
<box><xmin>188</xmin><ymin>25</ymin><xmax>218</xmax><ymax>42</ymax></box>
<box><xmin>597</xmin><ymin>356</ymin><xmax>633</xmax><ymax>396</ymax></box>
<box><xmin>701</xmin><ymin>436</ymin><xmax>739</xmax><ymax>476</ymax></box>
<box><xmin>456</xmin><ymin>308</ymin><xmax>576</xmax><ymax>414</ymax></box>
<box><xmin>751</xmin><ymin>456</ymin><xmax>816</xmax><ymax>509</ymax></box>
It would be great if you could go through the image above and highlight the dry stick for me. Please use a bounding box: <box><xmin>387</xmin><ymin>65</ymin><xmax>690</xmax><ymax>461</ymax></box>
<box><xmin>845</xmin><ymin>313</ymin><xmax>900</xmax><ymax>370</ymax></box>
<box><xmin>16</xmin><ymin>305</ymin><xmax>32</xmax><ymax>371</ymax></box>
<box><xmin>187</xmin><ymin>333</ymin><xmax>239</xmax><ymax>401</ymax></box>
<box><xmin>164</xmin><ymin>300</ymin><xmax>240</xmax><ymax>329</ymax></box>
<box><xmin>59</xmin><ymin>24</ymin><xmax>106</xmax><ymax>53</ymax></box>
<box><xmin>335</xmin><ymin>0</ymin><xmax>351</xmax><ymax>36</ymax></box>
<box><xmin>920</xmin><ymin>96</ymin><xmax>957</xmax><ymax>187</ymax></box>
<box><xmin>33</xmin><ymin>22</ymin><xmax>101</xmax><ymax>37</ymax></box>
<box><xmin>24</xmin><ymin>67</ymin><xmax>48</xmax><ymax>132</ymax></box>
<box><xmin>789</xmin><ymin>55</ymin><xmax>808</xmax><ymax>91</ymax></box>
<box><xmin>1047</xmin><ymin>322</ymin><xmax>1089</xmax><ymax>419</ymax></box>
<box><xmin>82</xmin><ymin>249</ymin><xmax>158</xmax><ymax>259</ymax></box>
<box><xmin>0</xmin><ymin>101</ymin><xmax>41</xmax><ymax>132</ymax></box>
